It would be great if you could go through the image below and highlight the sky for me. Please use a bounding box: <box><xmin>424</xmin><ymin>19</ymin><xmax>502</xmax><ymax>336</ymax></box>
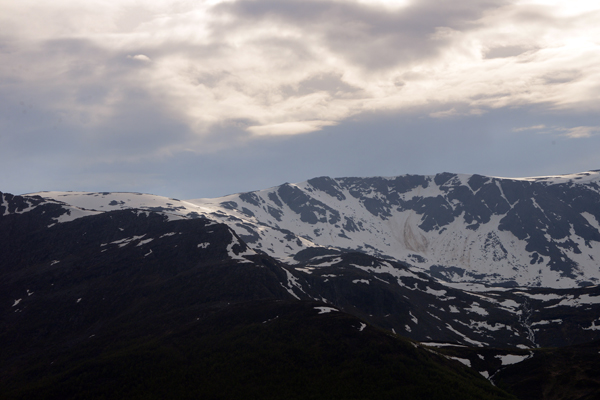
<box><xmin>1</xmin><ymin>0</ymin><xmax>600</xmax><ymax>199</ymax></box>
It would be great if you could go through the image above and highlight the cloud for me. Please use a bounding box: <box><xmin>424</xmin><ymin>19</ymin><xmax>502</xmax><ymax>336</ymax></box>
<box><xmin>510</xmin><ymin>124</ymin><xmax>600</xmax><ymax>138</ymax></box>
<box><xmin>1</xmin><ymin>0</ymin><xmax>600</xmax><ymax>171</ymax></box>
<box><xmin>429</xmin><ymin>107</ymin><xmax>487</xmax><ymax>118</ymax></box>
<box><xmin>512</xmin><ymin>124</ymin><xmax>546</xmax><ymax>132</ymax></box>
<box><xmin>164</xmin><ymin>0</ymin><xmax>600</xmax><ymax>137</ymax></box>
<box><xmin>248</xmin><ymin>120</ymin><xmax>337</xmax><ymax>136</ymax></box>
<box><xmin>128</xmin><ymin>54</ymin><xmax>151</xmax><ymax>62</ymax></box>
<box><xmin>484</xmin><ymin>45</ymin><xmax>535</xmax><ymax>59</ymax></box>
<box><xmin>561</xmin><ymin>126</ymin><xmax>600</xmax><ymax>139</ymax></box>
<box><xmin>214</xmin><ymin>0</ymin><xmax>509</xmax><ymax>70</ymax></box>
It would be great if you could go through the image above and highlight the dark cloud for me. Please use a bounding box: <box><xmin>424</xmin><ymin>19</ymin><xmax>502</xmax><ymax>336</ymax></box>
<box><xmin>0</xmin><ymin>89</ymin><xmax>192</xmax><ymax>160</ymax></box>
<box><xmin>484</xmin><ymin>45</ymin><xmax>534</xmax><ymax>59</ymax></box>
<box><xmin>280</xmin><ymin>72</ymin><xmax>364</xmax><ymax>98</ymax></box>
<box><xmin>0</xmin><ymin>35</ymin><xmax>194</xmax><ymax>184</ymax></box>
<box><xmin>214</xmin><ymin>0</ymin><xmax>509</xmax><ymax>69</ymax></box>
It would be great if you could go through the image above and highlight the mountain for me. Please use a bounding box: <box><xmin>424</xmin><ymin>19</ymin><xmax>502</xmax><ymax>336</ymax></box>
<box><xmin>25</xmin><ymin>170</ymin><xmax>600</xmax><ymax>288</ymax></box>
<box><xmin>2</xmin><ymin>169</ymin><xmax>600</xmax><ymax>399</ymax></box>
<box><xmin>187</xmin><ymin>170</ymin><xmax>600</xmax><ymax>289</ymax></box>
<box><xmin>0</xmin><ymin>192</ymin><xmax>515</xmax><ymax>399</ymax></box>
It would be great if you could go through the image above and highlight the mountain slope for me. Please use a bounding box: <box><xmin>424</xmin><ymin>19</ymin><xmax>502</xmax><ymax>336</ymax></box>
<box><xmin>428</xmin><ymin>340</ymin><xmax>600</xmax><ymax>400</ymax></box>
<box><xmin>5</xmin><ymin>188</ymin><xmax>600</xmax><ymax>349</ymax></box>
<box><xmin>187</xmin><ymin>170</ymin><xmax>600</xmax><ymax>288</ymax></box>
<box><xmin>0</xmin><ymin>195</ymin><xmax>515</xmax><ymax>399</ymax></box>
<box><xmin>2</xmin><ymin>301</ymin><xmax>516</xmax><ymax>400</ymax></box>
<box><xmin>493</xmin><ymin>340</ymin><xmax>600</xmax><ymax>400</ymax></box>
<box><xmin>24</xmin><ymin>170</ymin><xmax>600</xmax><ymax>288</ymax></box>
<box><xmin>0</xmin><ymin>201</ymin><xmax>293</xmax><ymax>378</ymax></box>
<box><xmin>281</xmin><ymin>251</ymin><xmax>600</xmax><ymax>348</ymax></box>
<box><xmin>3</xmin><ymin>180</ymin><xmax>600</xmax><ymax>398</ymax></box>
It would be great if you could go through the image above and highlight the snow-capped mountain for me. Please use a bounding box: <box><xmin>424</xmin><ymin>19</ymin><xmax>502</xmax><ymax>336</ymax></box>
<box><xmin>3</xmin><ymin>187</ymin><xmax>600</xmax><ymax>351</ymax></box>
<box><xmin>189</xmin><ymin>170</ymin><xmax>600</xmax><ymax>288</ymax></box>
<box><xmin>21</xmin><ymin>169</ymin><xmax>600</xmax><ymax>288</ymax></box>
<box><xmin>4</xmin><ymin>172</ymin><xmax>600</xmax><ymax>399</ymax></box>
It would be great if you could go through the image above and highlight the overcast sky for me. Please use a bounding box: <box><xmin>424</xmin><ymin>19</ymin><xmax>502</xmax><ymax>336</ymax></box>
<box><xmin>2</xmin><ymin>0</ymin><xmax>599</xmax><ymax>199</ymax></box>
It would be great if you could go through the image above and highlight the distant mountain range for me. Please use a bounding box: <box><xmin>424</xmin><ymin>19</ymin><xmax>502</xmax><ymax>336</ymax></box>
<box><xmin>2</xmin><ymin>170</ymin><xmax>600</xmax><ymax>399</ymax></box>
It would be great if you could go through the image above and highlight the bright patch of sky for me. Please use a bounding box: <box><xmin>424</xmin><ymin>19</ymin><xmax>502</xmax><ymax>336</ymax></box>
<box><xmin>1</xmin><ymin>0</ymin><xmax>600</xmax><ymax>197</ymax></box>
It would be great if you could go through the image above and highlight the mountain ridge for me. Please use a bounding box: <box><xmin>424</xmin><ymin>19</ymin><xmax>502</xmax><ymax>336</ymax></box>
<box><xmin>18</xmin><ymin>169</ymin><xmax>600</xmax><ymax>288</ymax></box>
<box><xmin>3</xmin><ymin>171</ymin><xmax>600</xmax><ymax>398</ymax></box>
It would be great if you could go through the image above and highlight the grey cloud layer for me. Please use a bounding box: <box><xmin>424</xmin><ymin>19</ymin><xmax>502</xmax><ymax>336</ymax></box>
<box><xmin>215</xmin><ymin>0</ymin><xmax>508</xmax><ymax>69</ymax></box>
<box><xmin>1</xmin><ymin>0</ymin><xmax>599</xmax><ymax>197</ymax></box>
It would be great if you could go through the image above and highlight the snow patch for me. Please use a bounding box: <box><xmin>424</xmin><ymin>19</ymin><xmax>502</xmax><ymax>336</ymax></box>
<box><xmin>445</xmin><ymin>323</ymin><xmax>487</xmax><ymax>346</ymax></box>
<box><xmin>136</xmin><ymin>238</ymin><xmax>154</xmax><ymax>246</ymax></box>
<box><xmin>583</xmin><ymin>319</ymin><xmax>600</xmax><ymax>331</ymax></box>
<box><xmin>420</xmin><ymin>342</ymin><xmax>468</xmax><ymax>348</ymax></box>
<box><xmin>582</xmin><ymin>212</ymin><xmax>600</xmax><ymax>233</ymax></box>
<box><xmin>546</xmin><ymin>294</ymin><xmax>600</xmax><ymax>308</ymax></box>
<box><xmin>468</xmin><ymin>321</ymin><xmax>507</xmax><ymax>332</ymax></box>
<box><xmin>449</xmin><ymin>357</ymin><xmax>471</xmax><ymax>367</ymax></box>
<box><xmin>465</xmin><ymin>302</ymin><xmax>488</xmax><ymax>316</ymax></box>
<box><xmin>531</xmin><ymin>319</ymin><xmax>563</xmax><ymax>326</ymax></box>
<box><xmin>496</xmin><ymin>354</ymin><xmax>531</xmax><ymax>365</ymax></box>
<box><xmin>110</xmin><ymin>235</ymin><xmax>147</xmax><ymax>248</ymax></box>
<box><xmin>160</xmin><ymin>232</ymin><xmax>178</xmax><ymax>238</ymax></box>
<box><xmin>226</xmin><ymin>233</ymin><xmax>255</xmax><ymax>263</ymax></box>
<box><xmin>311</xmin><ymin>257</ymin><xmax>343</xmax><ymax>267</ymax></box>
<box><xmin>425</xmin><ymin>287</ymin><xmax>447</xmax><ymax>297</ymax></box>
<box><xmin>409</xmin><ymin>311</ymin><xmax>418</xmax><ymax>324</ymax></box>
<box><xmin>516</xmin><ymin>292</ymin><xmax>563</xmax><ymax>301</ymax></box>
<box><xmin>281</xmin><ymin>269</ymin><xmax>303</xmax><ymax>299</ymax></box>
<box><xmin>315</xmin><ymin>306</ymin><xmax>338</xmax><ymax>314</ymax></box>
<box><xmin>498</xmin><ymin>299</ymin><xmax>520</xmax><ymax>312</ymax></box>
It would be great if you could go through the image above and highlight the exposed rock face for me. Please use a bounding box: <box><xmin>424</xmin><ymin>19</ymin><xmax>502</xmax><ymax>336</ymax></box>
<box><xmin>187</xmin><ymin>170</ymin><xmax>600</xmax><ymax>288</ymax></box>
